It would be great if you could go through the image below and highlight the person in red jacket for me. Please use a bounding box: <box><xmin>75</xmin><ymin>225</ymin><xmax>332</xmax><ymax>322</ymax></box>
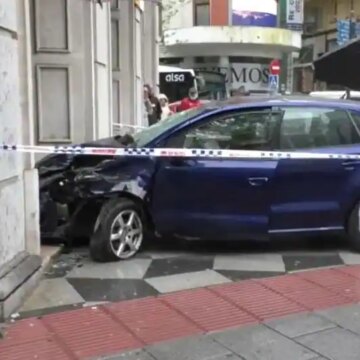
<box><xmin>178</xmin><ymin>87</ymin><xmax>201</xmax><ymax>112</ymax></box>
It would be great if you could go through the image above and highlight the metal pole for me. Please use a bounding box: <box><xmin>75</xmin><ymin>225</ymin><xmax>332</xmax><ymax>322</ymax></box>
<box><xmin>350</xmin><ymin>0</ymin><xmax>355</xmax><ymax>39</ymax></box>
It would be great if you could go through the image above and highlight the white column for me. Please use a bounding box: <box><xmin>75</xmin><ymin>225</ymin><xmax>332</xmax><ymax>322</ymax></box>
<box><xmin>94</xmin><ymin>1</ymin><xmax>112</xmax><ymax>139</ymax></box>
<box><xmin>218</xmin><ymin>56</ymin><xmax>231</xmax><ymax>92</ymax></box>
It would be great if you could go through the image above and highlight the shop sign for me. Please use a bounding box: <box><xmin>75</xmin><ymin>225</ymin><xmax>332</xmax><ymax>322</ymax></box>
<box><xmin>286</xmin><ymin>0</ymin><xmax>304</xmax><ymax>27</ymax></box>
<box><xmin>194</xmin><ymin>63</ymin><xmax>270</xmax><ymax>92</ymax></box>
<box><xmin>232</xmin><ymin>0</ymin><xmax>277</xmax><ymax>27</ymax></box>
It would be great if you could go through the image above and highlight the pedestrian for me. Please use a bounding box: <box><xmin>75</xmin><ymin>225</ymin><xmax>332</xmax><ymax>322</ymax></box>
<box><xmin>178</xmin><ymin>87</ymin><xmax>201</xmax><ymax>112</ymax></box>
<box><xmin>144</xmin><ymin>86</ymin><xmax>154</xmax><ymax>125</ymax></box>
<box><xmin>144</xmin><ymin>84</ymin><xmax>162</xmax><ymax>125</ymax></box>
<box><xmin>158</xmin><ymin>93</ymin><xmax>173</xmax><ymax>120</ymax></box>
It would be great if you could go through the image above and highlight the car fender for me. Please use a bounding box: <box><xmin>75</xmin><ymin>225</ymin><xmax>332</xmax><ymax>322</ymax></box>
<box><xmin>75</xmin><ymin>157</ymin><xmax>157</xmax><ymax>201</ymax></box>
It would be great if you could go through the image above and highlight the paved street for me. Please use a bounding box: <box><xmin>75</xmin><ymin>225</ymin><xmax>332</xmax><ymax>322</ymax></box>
<box><xmin>18</xmin><ymin>237</ymin><xmax>360</xmax><ymax>318</ymax></box>
<box><xmin>101</xmin><ymin>305</ymin><xmax>360</xmax><ymax>360</ymax></box>
<box><xmin>3</xmin><ymin>264</ymin><xmax>360</xmax><ymax>359</ymax></box>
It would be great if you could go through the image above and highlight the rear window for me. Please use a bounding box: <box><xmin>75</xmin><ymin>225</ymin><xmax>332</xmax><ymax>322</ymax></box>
<box><xmin>279</xmin><ymin>107</ymin><xmax>360</xmax><ymax>149</ymax></box>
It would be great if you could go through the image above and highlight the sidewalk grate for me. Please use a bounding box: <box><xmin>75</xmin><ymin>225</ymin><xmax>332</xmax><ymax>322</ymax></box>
<box><xmin>0</xmin><ymin>338</ymin><xmax>71</xmax><ymax>360</ymax></box>
<box><xmin>0</xmin><ymin>318</ymin><xmax>51</xmax><ymax>347</ymax></box>
<box><xmin>161</xmin><ymin>288</ymin><xmax>258</xmax><ymax>332</ymax></box>
<box><xmin>106</xmin><ymin>297</ymin><xmax>202</xmax><ymax>344</ymax></box>
<box><xmin>42</xmin><ymin>306</ymin><xmax>141</xmax><ymax>359</ymax></box>
<box><xmin>296</xmin><ymin>268</ymin><xmax>360</xmax><ymax>302</ymax></box>
<box><xmin>211</xmin><ymin>280</ymin><xmax>307</xmax><ymax>320</ymax></box>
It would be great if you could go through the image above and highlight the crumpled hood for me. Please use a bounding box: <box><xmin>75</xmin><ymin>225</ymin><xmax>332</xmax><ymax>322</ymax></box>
<box><xmin>36</xmin><ymin>135</ymin><xmax>134</xmax><ymax>177</ymax></box>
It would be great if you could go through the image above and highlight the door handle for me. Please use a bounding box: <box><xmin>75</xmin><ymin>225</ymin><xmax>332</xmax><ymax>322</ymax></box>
<box><xmin>342</xmin><ymin>160</ymin><xmax>360</xmax><ymax>171</ymax></box>
<box><xmin>168</xmin><ymin>157</ymin><xmax>187</xmax><ymax>167</ymax></box>
<box><xmin>342</xmin><ymin>160</ymin><xmax>360</xmax><ymax>167</ymax></box>
<box><xmin>248</xmin><ymin>177</ymin><xmax>269</xmax><ymax>186</ymax></box>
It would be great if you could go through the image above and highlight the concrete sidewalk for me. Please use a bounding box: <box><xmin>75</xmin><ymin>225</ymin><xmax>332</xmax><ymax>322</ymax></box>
<box><xmin>2</xmin><ymin>265</ymin><xmax>360</xmax><ymax>360</ymax></box>
<box><xmin>103</xmin><ymin>305</ymin><xmax>360</xmax><ymax>360</ymax></box>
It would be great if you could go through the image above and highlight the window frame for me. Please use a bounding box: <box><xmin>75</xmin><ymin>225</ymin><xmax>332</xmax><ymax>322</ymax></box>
<box><xmin>161</xmin><ymin>107</ymin><xmax>280</xmax><ymax>151</ymax></box>
<box><xmin>276</xmin><ymin>106</ymin><xmax>360</xmax><ymax>151</ymax></box>
<box><xmin>193</xmin><ymin>0</ymin><xmax>210</xmax><ymax>26</ymax></box>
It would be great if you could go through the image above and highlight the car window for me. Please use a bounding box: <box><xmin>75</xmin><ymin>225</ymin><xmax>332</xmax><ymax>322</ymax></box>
<box><xmin>165</xmin><ymin>109</ymin><xmax>280</xmax><ymax>150</ymax></box>
<box><xmin>350</xmin><ymin>111</ymin><xmax>360</xmax><ymax>131</ymax></box>
<box><xmin>279</xmin><ymin>107</ymin><xmax>360</xmax><ymax>150</ymax></box>
<box><xmin>132</xmin><ymin>106</ymin><xmax>211</xmax><ymax>147</ymax></box>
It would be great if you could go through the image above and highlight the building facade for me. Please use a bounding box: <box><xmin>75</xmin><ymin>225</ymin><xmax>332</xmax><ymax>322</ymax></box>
<box><xmin>294</xmin><ymin>0</ymin><xmax>360</xmax><ymax>92</ymax></box>
<box><xmin>160</xmin><ymin>0</ymin><xmax>302</xmax><ymax>94</ymax></box>
<box><xmin>0</xmin><ymin>0</ymin><xmax>159</xmax><ymax>320</ymax></box>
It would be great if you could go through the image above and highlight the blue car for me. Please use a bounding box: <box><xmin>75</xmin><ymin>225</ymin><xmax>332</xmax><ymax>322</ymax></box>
<box><xmin>37</xmin><ymin>96</ymin><xmax>360</xmax><ymax>262</ymax></box>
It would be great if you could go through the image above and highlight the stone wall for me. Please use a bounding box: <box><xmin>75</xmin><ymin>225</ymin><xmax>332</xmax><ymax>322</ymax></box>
<box><xmin>0</xmin><ymin>0</ymin><xmax>41</xmax><ymax>320</ymax></box>
<box><xmin>0</xmin><ymin>0</ymin><xmax>26</xmax><ymax>265</ymax></box>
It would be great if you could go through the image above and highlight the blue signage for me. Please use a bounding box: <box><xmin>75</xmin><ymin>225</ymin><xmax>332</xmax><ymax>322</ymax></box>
<box><xmin>268</xmin><ymin>75</ymin><xmax>279</xmax><ymax>90</ymax></box>
<box><xmin>337</xmin><ymin>20</ymin><xmax>351</xmax><ymax>46</ymax></box>
<box><xmin>337</xmin><ymin>19</ymin><xmax>360</xmax><ymax>46</ymax></box>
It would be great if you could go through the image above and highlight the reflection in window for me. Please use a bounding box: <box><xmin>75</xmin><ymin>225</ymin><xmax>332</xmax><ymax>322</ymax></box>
<box><xmin>280</xmin><ymin>107</ymin><xmax>360</xmax><ymax>149</ymax></box>
<box><xmin>166</xmin><ymin>110</ymin><xmax>279</xmax><ymax>151</ymax></box>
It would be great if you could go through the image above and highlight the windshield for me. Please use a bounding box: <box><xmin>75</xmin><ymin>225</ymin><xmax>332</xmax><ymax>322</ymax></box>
<box><xmin>133</xmin><ymin>106</ymin><xmax>210</xmax><ymax>147</ymax></box>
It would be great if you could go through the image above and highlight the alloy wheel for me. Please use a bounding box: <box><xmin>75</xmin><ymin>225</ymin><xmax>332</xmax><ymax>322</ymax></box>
<box><xmin>109</xmin><ymin>209</ymin><xmax>143</xmax><ymax>259</ymax></box>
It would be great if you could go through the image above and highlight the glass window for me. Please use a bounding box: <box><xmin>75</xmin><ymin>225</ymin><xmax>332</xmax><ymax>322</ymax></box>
<box><xmin>279</xmin><ymin>107</ymin><xmax>360</xmax><ymax>150</ymax></box>
<box><xmin>133</xmin><ymin>106</ymin><xmax>211</xmax><ymax>147</ymax></box>
<box><xmin>350</xmin><ymin>111</ymin><xmax>360</xmax><ymax>130</ymax></box>
<box><xmin>194</xmin><ymin>0</ymin><xmax>210</xmax><ymax>26</ymax></box>
<box><xmin>165</xmin><ymin>110</ymin><xmax>279</xmax><ymax>150</ymax></box>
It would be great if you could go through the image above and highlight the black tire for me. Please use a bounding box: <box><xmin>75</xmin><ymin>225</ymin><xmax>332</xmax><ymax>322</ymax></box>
<box><xmin>89</xmin><ymin>198</ymin><xmax>146</xmax><ymax>262</ymax></box>
<box><xmin>348</xmin><ymin>202</ymin><xmax>360</xmax><ymax>252</ymax></box>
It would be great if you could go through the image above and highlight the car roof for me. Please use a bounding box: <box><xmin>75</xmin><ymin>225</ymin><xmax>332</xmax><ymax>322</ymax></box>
<box><xmin>203</xmin><ymin>95</ymin><xmax>360</xmax><ymax>112</ymax></box>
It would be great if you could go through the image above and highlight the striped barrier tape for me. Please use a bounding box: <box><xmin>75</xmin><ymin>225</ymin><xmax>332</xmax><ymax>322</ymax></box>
<box><xmin>112</xmin><ymin>123</ymin><xmax>146</xmax><ymax>130</ymax></box>
<box><xmin>1</xmin><ymin>144</ymin><xmax>360</xmax><ymax>160</ymax></box>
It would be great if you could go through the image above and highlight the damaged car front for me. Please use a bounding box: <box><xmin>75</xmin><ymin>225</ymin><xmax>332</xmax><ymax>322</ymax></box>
<box><xmin>36</xmin><ymin>106</ymin><xmax>212</xmax><ymax>262</ymax></box>
<box><xmin>36</xmin><ymin>134</ymin><xmax>156</xmax><ymax>260</ymax></box>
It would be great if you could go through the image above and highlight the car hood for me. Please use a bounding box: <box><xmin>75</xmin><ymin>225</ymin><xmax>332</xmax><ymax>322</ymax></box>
<box><xmin>36</xmin><ymin>134</ymin><xmax>135</xmax><ymax>177</ymax></box>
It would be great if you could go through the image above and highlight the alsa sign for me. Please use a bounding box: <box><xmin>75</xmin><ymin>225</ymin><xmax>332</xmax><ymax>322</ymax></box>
<box><xmin>161</xmin><ymin>72</ymin><xmax>189</xmax><ymax>83</ymax></box>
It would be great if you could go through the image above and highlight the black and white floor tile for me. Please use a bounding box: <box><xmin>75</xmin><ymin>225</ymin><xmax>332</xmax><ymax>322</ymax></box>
<box><xmin>19</xmin><ymin>238</ymin><xmax>360</xmax><ymax>318</ymax></box>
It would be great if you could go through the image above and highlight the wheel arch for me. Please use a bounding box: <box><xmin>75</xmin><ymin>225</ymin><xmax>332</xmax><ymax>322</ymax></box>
<box><xmin>345</xmin><ymin>195</ymin><xmax>360</xmax><ymax>232</ymax></box>
<box><xmin>100</xmin><ymin>191</ymin><xmax>154</xmax><ymax>232</ymax></box>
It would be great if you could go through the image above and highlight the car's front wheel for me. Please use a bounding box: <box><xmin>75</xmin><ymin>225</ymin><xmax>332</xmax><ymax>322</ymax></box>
<box><xmin>89</xmin><ymin>198</ymin><xmax>145</xmax><ymax>262</ymax></box>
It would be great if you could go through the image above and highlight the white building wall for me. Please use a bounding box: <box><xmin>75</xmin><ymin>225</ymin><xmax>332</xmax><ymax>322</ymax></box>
<box><xmin>111</xmin><ymin>0</ymin><xmax>159</xmax><ymax>131</ymax></box>
<box><xmin>94</xmin><ymin>3</ymin><xmax>112</xmax><ymax>138</ymax></box>
<box><xmin>0</xmin><ymin>0</ymin><xmax>41</xmax><ymax>321</ymax></box>
<box><xmin>0</xmin><ymin>0</ymin><xmax>26</xmax><ymax>265</ymax></box>
<box><xmin>162</xmin><ymin>0</ymin><xmax>193</xmax><ymax>30</ymax></box>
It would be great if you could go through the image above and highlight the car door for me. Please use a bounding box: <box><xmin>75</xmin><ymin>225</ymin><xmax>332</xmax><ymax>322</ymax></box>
<box><xmin>270</xmin><ymin>106</ymin><xmax>360</xmax><ymax>235</ymax></box>
<box><xmin>150</xmin><ymin>107</ymin><xmax>282</xmax><ymax>240</ymax></box>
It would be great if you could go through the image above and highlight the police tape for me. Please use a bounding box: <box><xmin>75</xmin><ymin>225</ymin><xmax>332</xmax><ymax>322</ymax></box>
<box><xmin>112</xmin><ymin>123</ymin><xmax>146</xmax><ymax>130</ymax></box>
<box><xmin>1</xmin><ymin>144</ymin><xmax>360</xmax><ymax>160</ymax></box>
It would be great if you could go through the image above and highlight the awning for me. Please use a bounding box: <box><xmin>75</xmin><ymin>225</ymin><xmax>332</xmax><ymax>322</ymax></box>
<box><xmin>314</xmin><ymin>37</ymin><xmax>360</xmax><ymax>89</ymax></box>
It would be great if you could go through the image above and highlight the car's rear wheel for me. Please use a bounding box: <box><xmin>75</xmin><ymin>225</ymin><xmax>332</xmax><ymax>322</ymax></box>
<box><xmin>348</xmin><ymin>201</ymin><xmax>360</xmax><ymax>252</ymax></box>
<box><xmin>89</xmin><ymin>198</ymin><xmax>146</xmax><ymax>262</ymax></box>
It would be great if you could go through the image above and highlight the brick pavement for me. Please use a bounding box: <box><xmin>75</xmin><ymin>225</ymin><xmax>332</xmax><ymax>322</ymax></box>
<box><xmin>2</xmin><ymin>265</ymin><xmax>360</xmax><ymax>359</ymax></box>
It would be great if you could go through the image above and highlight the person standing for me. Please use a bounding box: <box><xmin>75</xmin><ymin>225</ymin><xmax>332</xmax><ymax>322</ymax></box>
<box><xmin>178</xmin><ymin>87</ymin><xmax>201</xmax><ymax>112</ymax></box>
<box><xmin>144</xmin><ymin>86</ymin><xmax>154</xmax><ymax>125</ymax></box>
<box><xmin>158</xmin><ymin>94</ymin><xmax>173</xmax><ymax>120</ymax></box>
<box><xmin>144</xmin><ymin>84</ymin><xmax>161</xmax><ymax>125</ymax></box>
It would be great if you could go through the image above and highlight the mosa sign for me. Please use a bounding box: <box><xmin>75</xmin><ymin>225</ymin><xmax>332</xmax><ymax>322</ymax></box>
<box><xmin>194</xmin><ymin>63</ymin><xmax>270</xmax><ymax>92</ymax></box>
